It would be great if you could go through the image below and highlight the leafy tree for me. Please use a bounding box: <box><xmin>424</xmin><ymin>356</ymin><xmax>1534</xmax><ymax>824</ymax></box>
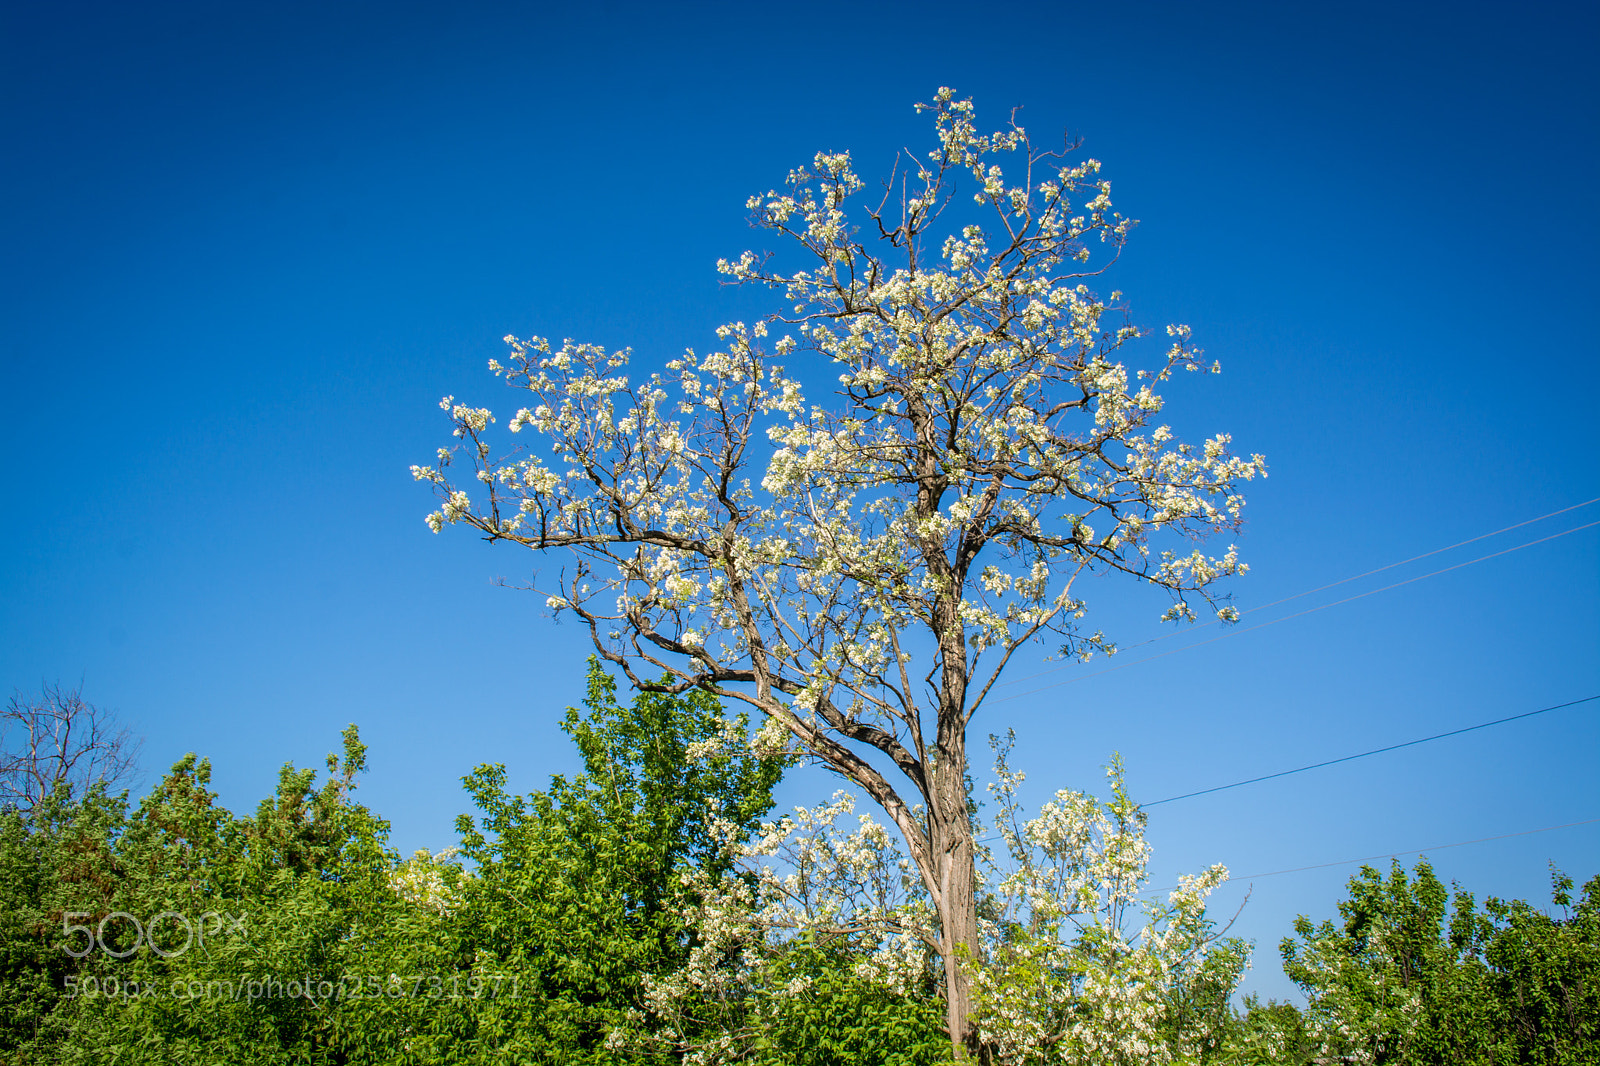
<box><xmin>0</xmin><ymin>782</ymin><xmax>128</xmax><ymax>1058</ymax></box>
<box><xmin>415</xmin><ymin>87</ymin><xmax>1265</xmax><ymax>1058</ymax></box>
<box><xmin>1220</xmin><ymin>995</ymin><xmax>1315</xmax><ymax>1066</ymax></box>
<box><xmin>1479</xmin><ymin>868</ymin><xmax>1600</xmax><ymax>1059</ymax></box>
<box><xmin>441</xmin><ymin>659</ymin><xmax>786</xmax><ymax>1062</ymax></box>
<box><xmin>1281</xmin><ymin>858</ymin><xmax>1600</xmax><ymax>1065</ymax></box>
<box><xmin>0</xmin><ymin>727</ymin><xmax>429</xmax><ymax>1065</ymax></box>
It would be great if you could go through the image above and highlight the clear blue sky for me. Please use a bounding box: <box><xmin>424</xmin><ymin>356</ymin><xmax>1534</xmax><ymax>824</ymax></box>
<box><xmin>3</xmin><ymin>0</ymin><xmax>1596</xmax><ymax>1001</ymax></box>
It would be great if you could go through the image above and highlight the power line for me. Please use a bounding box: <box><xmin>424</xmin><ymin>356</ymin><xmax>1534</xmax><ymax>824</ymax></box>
<box><xmin>1143</xmin><ymin>695</ymin><xmax>1599</xmax><ymax>806</ymax></box>
<box><xmin>995</xmin><ymin>496</ymin><xmax>1600</xmax><ymax>691</ymax></box>
<box><xmin>973</xmin><ymin>696</ymin><xmax>1596</xmax><ymax>846</ymax></box>
<box><xmin>987</xmin><ymin>518</ymin><xmax>1600</xmax><ymax>704</ymax></box>
<box><xmin>1219</xmin><ymin>497</ymin><xmax>1600</xmax><ymax>620</ymax></box>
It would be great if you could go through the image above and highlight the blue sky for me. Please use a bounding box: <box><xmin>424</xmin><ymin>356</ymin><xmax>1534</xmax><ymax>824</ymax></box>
<box><xmin>3</xmin><ymin>0</ymin><xmax>1596</xmax><ymax>1000</ymax></box>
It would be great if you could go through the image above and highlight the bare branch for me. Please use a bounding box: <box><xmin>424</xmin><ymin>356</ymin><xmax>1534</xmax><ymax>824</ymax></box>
<box><xmin>0</xmin><ymin>683</ymin><xmax>142</xmax><ymax>812</ymax></box>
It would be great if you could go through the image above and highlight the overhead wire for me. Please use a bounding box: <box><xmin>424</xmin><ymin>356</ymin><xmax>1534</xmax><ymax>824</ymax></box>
<box><xmin>972</xmin><ymin>695</ymin><xmax>1597</xmax><ymax>847</ymax></box>
<box><xmin>994</xmin><ymin>496</ymin><xmax>1600</xmax><ymax>692</ymax></box>
<box><xmin>1143</xmin><ymin>695</ymin><xmax>1599</xmax><ymax>806</ymax></box>
<box><xmin>987</xmin><ymin>518</ymin><xmax>1600</xmax><ymax>704</ymax></box>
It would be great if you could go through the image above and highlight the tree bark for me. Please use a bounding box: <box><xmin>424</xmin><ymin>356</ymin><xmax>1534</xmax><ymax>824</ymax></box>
<box><xmin>930</xmin><ymin>735</ymin><xmax>981</xmax><ymax>1060</ymax></box>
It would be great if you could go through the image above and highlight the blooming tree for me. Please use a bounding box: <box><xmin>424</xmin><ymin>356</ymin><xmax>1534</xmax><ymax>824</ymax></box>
<box><xmin>415</xmin><ymin>88</ymin><xmax>1265</xmax><ymax>1057</ymax></box>
<box><xmin>970</xmin><ymin>745</ymin><xmax>1246</xmax><ymax>1064</ymax></box>
<box><xmin>612</xmin><ymin>744</ymin><xmax>1245</xmax><ymax>1065</ymax></box>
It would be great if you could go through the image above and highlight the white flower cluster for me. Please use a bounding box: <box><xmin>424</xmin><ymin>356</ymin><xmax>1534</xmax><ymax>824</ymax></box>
<box><xmin>971</xmin><ymin>741</ymin><xmax>1239</xmax><ymax>1064</ymax></box>
<box><xmin>622</xmin><ymin>746</ymin><xmax>1240</xmax><ymax>1064</ymax></box>
<box><xmin>615</xmin><ymin>789</ymin><xmax>938</xmax><ymax>1062</ymax></box>
<box><xmin>387</xmin><ymin>847</ymin><xmax>462</xmax><ymax>916</ymax></box>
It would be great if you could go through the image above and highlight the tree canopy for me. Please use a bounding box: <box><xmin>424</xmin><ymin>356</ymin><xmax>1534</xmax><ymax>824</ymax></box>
<box><xmin>1280</xmin><ymin>858</ymin><xmax>1600</xmax><ymax>1065</ymax></box>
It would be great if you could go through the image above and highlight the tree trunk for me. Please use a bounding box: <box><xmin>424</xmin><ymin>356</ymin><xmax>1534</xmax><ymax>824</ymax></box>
<box><xmin>930</xmin><ymin>742</ymin><xmax>982</xmax><ymax>1061</ymax></box>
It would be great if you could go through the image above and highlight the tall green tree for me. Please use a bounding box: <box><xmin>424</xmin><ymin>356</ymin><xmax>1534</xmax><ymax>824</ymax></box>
<box><xmin>442</xmin><ymin>660</ymin><xmax>786</xmax><ymax>1062</ymax></box>
<box><xmin>1281</xmin><ymin>858</ymin><xmax>1599</xmax><ymax>1065</ymax></box>
<box><xmin>0</xmin><ymin>728</ymin><xmax>434</xmax><ymax>1065</ymax></box>
<box><xmin>0</xmin><ymin>782</ymin><xmax>127</xmax><ymax>1057</ymax></box>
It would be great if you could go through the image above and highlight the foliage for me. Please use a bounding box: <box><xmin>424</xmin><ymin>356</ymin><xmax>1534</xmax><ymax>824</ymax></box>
<box><xmin>5</xmin><ymin>659</ymin><xmax>1592</xmax><ymax>1063</ymax></box>
<box><xmin>3</xmin><ymin>728</ymin><xmax>441</xmax><ymax>1065</ymax></box>
<box><xmin>440</xmin><ymin>658</ymin><xmax>786</xmax><ymax>1063</ymax></box>
<box><xmin>1281</xmin><ymin>857</ymin><xmax>1600</xmax><ymax>1065</ymax></box>
<box><xmin>1219</xmin><ymin>995</ymin><xmax>1316</xmax><ymax>1066</ymax></box>
<box><xmin>0</xmin><ymin>782</ymin><xmax>127</xmax><ymax>1057</ymax></box>
<box><xmin>415</xmin><ymin>86</ymin><xmax>1265</xmax><ymax>1056</ymax></box>
<box><xmin>747</xmin><ymin>941</ymin><xmax>952</xmax><ymax>1066</ymax></box>
<box><xmin>0</xmin><ymin>669</ymin><xmax>789</xmax><ymax>1066</ymax></box>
